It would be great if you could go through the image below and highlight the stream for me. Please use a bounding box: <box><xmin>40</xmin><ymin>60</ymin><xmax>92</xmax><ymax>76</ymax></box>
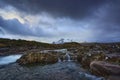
<box><xmin>0</xmin><ymin>49</ymin><xmax>105</xmax><ymax>80</ymax></box>
<box><xmin>0</xmin><ymin>54</ymin><xmax>22</xmax><ymax>65</ymax></box>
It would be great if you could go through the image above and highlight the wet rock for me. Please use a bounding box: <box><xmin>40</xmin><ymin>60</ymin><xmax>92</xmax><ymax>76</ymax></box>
<box><xmin>17</xmin><ymin>52</ymin><xmax>58</xmax><ymax>65</ymax></box>
<box><xmin>90</xmin><ymin>61</ymin><xmax>120</xmax><ymax>76</ymax></box>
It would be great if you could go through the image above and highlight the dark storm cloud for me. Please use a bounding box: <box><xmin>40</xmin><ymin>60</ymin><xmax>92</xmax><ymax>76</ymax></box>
<box><xmin>1</xmin><ymin>0</ymin><xmax>109</xmax><ymax>19</ymax></box>
<box><xmin>91</xmin><ymin>1</ymin><xmax>120</xmax><ymax>42</ymax></box>
<box><xmin>0</xmin><ymin>0</ymin><xmax>120</xmax><ymax>42</ymax></box>
<box><xmin>0</xmin><ymin>17</ymin><xmax>51</xmax><ymax>37</ymax></box>
<box><xmin>0</xmin><ymin>0</ymin><xmax>5</xmax><ymax>8</ymax></box>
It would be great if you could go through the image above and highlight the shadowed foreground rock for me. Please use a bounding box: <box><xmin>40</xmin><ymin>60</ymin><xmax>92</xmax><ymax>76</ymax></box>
<box><xmin>90</xmin><ymin>61</ymin><xmax>120</xmax><ymax>76</ymax></box>
<box><xmin>17</xmin><ymin>52</ymin><xmax>58</xmax><ymax>65</ymax></box>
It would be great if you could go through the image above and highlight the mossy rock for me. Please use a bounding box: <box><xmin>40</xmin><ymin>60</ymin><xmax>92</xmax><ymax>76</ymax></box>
<box><xmin>17</xmin><ymin>52</ymin><xmax>58</xmax><ymax>65</ymax></box>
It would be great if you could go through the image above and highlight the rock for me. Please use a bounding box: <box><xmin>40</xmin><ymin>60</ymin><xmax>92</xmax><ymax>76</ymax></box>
<box><xmin>17</xmin><ymin>52</ymin><xmax>58</xmax><ymax>65</ymax></box>
<box><xmin>90</xmin><ymin>61</ymin><xmax>120</xmax><ymax>76</ymax></box>
<box><xmin>105</xmin><ymin>53</ymin><xmax>120</xmax><ymax>65</ymax></box>
<box><xmin>77</xmin><ymin>53</ymin><xmax>105</xmax><ymax>68</ymax></box>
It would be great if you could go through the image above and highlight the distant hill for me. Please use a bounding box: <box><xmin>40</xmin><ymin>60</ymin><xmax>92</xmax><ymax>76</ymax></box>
<box><xmin>0</xmin><ymin>38</ymin><xmax>81</xmax><ymax>49</ymax></box>
<box><xmin>0</xmin><ymin>38</ymin><xmax>120</xmax><ymax>49</ymax></box>
<box><xmin>0</xmin><ymin>38</ymin><xmax>120</xmax><ymax>56</ymax></box>
<box><xmin>0</xmin><ymin>38</ymin><xmax>52</xmax><ymax>48</ymax></box>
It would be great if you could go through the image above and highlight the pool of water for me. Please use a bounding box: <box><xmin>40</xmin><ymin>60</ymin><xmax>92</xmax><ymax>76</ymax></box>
<box><xmin>0</xmin><ymin>54</ymin><xmax>22</xmax><ymax>65</ymax></box>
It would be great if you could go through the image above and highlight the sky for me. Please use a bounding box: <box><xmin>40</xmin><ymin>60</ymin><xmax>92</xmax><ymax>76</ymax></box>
<box><xmin>0</xmin><ymin>0</ymin><xmax>120</xmax><ymax>43</ymax></box>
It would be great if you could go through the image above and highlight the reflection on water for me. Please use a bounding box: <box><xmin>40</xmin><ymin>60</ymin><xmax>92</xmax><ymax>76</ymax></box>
<box><xmin>0</xmin><ymin>55</ymin><xmax>22</xmax><ymax>65</ymax></box>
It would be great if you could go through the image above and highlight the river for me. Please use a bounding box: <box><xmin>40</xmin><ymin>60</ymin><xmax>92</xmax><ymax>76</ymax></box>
<box><xmin>0</xmin><ymin>54</ymin><xmax>22</xmax><ymax>65</ymax></box>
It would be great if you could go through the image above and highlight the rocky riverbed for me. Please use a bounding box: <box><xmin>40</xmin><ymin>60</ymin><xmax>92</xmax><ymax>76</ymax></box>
<box><xmin>0</xmin><ymin>62</ymin><xmax>104</xmax><ymax>80</ymax></box>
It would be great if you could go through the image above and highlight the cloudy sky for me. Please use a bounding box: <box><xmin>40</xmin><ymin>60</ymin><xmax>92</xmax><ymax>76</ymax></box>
<box><xmin>0</xmin><ymin>0</ymin><xmax>120</xmax><ymax>43</ymax></box>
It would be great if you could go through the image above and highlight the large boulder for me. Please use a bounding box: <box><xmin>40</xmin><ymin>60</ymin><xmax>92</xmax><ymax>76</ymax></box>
<box><xmin>90</xmin><ymin>61</ymin><xmax>120</xmax><ymax>76</ymax></box>
<box><xmin>17</xmin><ymin>52</ymin><xmax>58</xmax><ymax>65</ymax></box>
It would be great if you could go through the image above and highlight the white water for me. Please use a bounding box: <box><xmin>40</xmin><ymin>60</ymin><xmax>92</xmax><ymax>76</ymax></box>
<box><xmin>78</xmin><ymin>72</ymin><xmax>104</xmax><ymax>80</ymax></box>
<box><xmin>41</xmin><ymin>49</ymin><xmax>67</xmax><ymax>53</ymax></box>
<box><xmin>58</xmin><ymin>58</ymin><xmax>62</xmax><ymax>62</ymax></box>
<box><xmin>41</xmin><ymin>49</ymin><xmax>74</xmax><ymax>62</ymax></box>
<box><xmin>0</xmin><ymin>54</ymin><xmax>22</xmax><ymax>65</ymax></box>
<box><xmin>65</xmin><ymin>52</ymin><xmax>71</xmax><ymax>61</ymax></box>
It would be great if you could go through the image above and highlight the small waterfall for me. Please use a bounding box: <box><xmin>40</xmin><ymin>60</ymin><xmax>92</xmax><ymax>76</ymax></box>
<box><xmin>65</xmin><ymin>52</ymin><xmax>71</xmax><ymax>61</ymax></box>
<box><xmin>58</xmin><ymin>58</ymin><xmax>62</xmax><ymax>62</ymax></box>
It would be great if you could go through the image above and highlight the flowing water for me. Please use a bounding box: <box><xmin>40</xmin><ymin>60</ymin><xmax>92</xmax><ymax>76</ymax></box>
<box><xmin>65</xmin><ymin>52</ymin><xmax>71</xmax><ymax>61</ymax></box>
<box><xmin>58</xmin><ymin>58</ymin><xmax>62</xmax><ymax>62</ymax></box>
<box><xmin>0</xmin><ymin>54</ymin><xmax>22</xmax><ymax>65</ymax></box>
